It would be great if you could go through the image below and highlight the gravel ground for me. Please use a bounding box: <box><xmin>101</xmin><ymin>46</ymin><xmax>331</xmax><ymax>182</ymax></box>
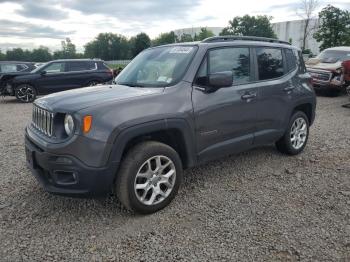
<box><xmin>0</xmin><ymin>95</ymin><xmax>350</xmax><ymax>261</ymax></box>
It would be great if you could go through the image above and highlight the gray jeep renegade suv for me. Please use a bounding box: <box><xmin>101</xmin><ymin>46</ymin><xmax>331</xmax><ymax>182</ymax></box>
<box><xmin>25</xmin><ymin>36</ymin><xmax>316</xmax><ymax>214</ymax></box>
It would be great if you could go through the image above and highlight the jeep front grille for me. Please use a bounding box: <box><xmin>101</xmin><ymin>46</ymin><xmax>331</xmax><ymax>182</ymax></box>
<box><xmin>32</xmin><ymin>105</ymin><xmax>54</xmax><ymax>137</ymax></box>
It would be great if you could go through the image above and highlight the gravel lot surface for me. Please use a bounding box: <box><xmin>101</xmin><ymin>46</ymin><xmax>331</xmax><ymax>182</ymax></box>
<box><xmin>0</xmin><ymin>95</ymin><xmax>350</xmax><ymax>261</ymax></box>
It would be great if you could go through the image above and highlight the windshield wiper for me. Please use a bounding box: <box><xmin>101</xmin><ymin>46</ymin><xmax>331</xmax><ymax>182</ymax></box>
<box><xmin>118</xmin><ymin>82</ymin><xmax>145</xmax><ymax>87</ymax></box>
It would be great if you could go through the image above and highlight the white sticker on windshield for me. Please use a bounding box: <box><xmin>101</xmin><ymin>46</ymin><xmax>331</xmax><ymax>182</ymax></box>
<box><xmin>169</xmin><ymin>47</ymin><xmax>193</xmax><ymax>54</ymax></box>
<box><xmin>157</xmin><ymin>76</ymin><xmax>168</xmax><ymax>82</ymax></box>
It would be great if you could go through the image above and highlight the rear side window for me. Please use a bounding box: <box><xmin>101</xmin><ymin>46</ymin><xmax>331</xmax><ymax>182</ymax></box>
<box><xmin>257</xmin><ymin>48</ymin><xmax>284</xmax><ymax>80</ymax></box>
<box><xmin>68</xmin><ymin>61</ymin><xmax>96</xmax><ymax>72</ymax></box>
<box><xmin>209</xmin><ymin>47</ymin><xmax>250</xmax><ymax>85</ymax></box>
<box><xmin>285</xmin><ymin>48</ymin><xmax>297</xmax><ymax>72</ymax></box>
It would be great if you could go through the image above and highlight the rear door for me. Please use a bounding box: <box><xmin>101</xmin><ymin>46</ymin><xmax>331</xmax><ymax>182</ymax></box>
<box><xmin>253</xmin><ymin>47</ymin><xmax>296</xmax><ymax>145</ymax></box>
<box><xmin>66</xmin><ymin>61</ymin><xmax>98</xmax><ymax>88</ymax></box>
<box><xmin>192</xmin><ymin>46</ymin><xmax>258</xmax><ymax>162</ymax></box>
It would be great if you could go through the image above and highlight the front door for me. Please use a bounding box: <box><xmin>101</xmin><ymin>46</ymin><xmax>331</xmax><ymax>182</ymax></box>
<box><xmin>36</xmin><ymin>62</ymin><xmax>68</xmax><ymax>94</ymax></box>
<box><xmin>192</xmin><ymin>46</ymin><xmax>259</xmax><ymax>163</ymax></box>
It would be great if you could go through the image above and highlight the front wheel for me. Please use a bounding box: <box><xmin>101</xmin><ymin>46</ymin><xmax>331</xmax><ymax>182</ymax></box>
<box><xmin>15</xmin><ymin>84</ymin><xmax>37</xmax><ymax>103</ymax></box>
<box><xmin>87</xmin><ymin>80</ymin><xmax>100</xmax><ymax>86</ymax></box>
<box><xmin>276</xmin><ymin>111</ymin><xmax>309</xmax><ymax>155</ymax></box>
<box><xmin>116</xmin><ymin>141</ymin><xmax>183</xmax><ymax>214</ymax></box>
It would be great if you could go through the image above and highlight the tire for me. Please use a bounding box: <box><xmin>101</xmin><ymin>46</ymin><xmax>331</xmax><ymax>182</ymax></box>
<box><xmin>15</xmin><ymin>84</ymin><xmax>37</xmax><ymax>103</ymax></box>
<box><xmin>115</xmin><ymin>141</ymin><xmax>183</xmax><ymax>214</ymax></box>
<box><xmin>276</xmin><ymin>111</ymin><xmax>309</xmax><ymax>155</ymax></box>
<box><xmin>87</xmin><ymin>80</ymin><xmax>100</xmax><ymax>86</ymax></box>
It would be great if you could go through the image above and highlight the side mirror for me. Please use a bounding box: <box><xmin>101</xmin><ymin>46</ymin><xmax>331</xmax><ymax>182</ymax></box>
<box><xmin>40</xmin><ymin>70</ymin><xmax>47</xmax><ymax>76</ymax></box>
<box><xmin>208</xmin><ymin>71</ymin><xmax>233</xmax><ymax>89</ymax></box>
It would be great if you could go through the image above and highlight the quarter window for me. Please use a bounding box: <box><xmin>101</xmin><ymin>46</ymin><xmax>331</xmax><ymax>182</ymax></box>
<box><xmin>257</xmin><ymin>48</ymin><xmax>284</xmax><ymax>80</ymax></box>
<box><xmin>209</xmin><ymin>47</ymin><xmax>250</xmax><ymax>85</ymax></box>
<box><xmin>285</xmin><ymin>48</ymin><xmax>297</xmax><ymax>72</ymax></box>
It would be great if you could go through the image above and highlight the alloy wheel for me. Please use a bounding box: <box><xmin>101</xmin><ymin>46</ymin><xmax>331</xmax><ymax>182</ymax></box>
<box><xmin>290</xmin><ymin>117</ymin><xmax>307</xmax><ymax>150</ymax></box>
<box><xmin>16</xmin><ymin>85</ymin><xmax>35</xmax><ymax>102</ymax></box>
<box><xmin>134</xmin><ymin>155</ymin><xmax>176</xmax><ymax>206</ymax></box>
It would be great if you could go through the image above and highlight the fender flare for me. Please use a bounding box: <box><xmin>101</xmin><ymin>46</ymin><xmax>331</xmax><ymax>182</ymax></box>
<box><xmin>106</xmin><ymin>118</ymin><xmax>197</xmax><ymax>168</ymax></box>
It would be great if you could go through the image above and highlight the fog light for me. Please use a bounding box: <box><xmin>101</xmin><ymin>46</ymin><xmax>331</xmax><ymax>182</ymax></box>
<box><xmin>53</xmin><ymin>170</ymin><xmax>77</xmax><ymax>185</ymax></box>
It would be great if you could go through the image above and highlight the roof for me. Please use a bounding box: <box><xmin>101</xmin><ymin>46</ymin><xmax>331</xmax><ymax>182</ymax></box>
<box><xmin>151</xmin><ymin>35</ymin><xmax>298</xmax><ymax>50</ymax></box>
<box><xmin>52</xmin><ymin>59</ymin><xmax>103</xmax><ymax>62</ymax></box>
<box><xmin>325</xmin><ymin>46</ymin><xmax>350</xmax><ymax>52</ymax></box>
<box><xmin>202</xmin><ymin>36</ymin><xmax>291</xmax><ymax>45</ymax></box>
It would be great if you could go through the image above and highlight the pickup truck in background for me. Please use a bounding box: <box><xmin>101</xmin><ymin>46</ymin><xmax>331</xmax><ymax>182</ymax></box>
<box><xmin>306</xmin><ymin>46</ymin><xmax>350</xmax><ymax>95</ymax></box>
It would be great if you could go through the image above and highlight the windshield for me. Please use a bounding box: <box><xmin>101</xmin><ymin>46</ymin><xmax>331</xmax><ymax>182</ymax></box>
<box><xmin>317</xmin><ymin>50</ymin><xmax>350</xmax><ymax>63</ymax></box>
<box><xmin>31</xmin><ymin>62</ymin><xmax>49</xmax><ymax>73</ymax></box>
<box><xmin>116</xmin><ymin>45</ymin><xmax>198</xmax><ymax>87</ymax></box>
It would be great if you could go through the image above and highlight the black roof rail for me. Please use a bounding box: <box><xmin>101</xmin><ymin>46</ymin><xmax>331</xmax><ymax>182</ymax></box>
<box><xmin>201</xmin><ymin>35</ymin><xmax>291</xmax><ymax>45</ymax></box>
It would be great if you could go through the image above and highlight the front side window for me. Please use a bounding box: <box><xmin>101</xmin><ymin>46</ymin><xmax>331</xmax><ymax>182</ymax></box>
<box><xmin>257</xmin><ymin>48</ymin><xmax>284</xmax><ymax>80</ymax></box>
<box><xmin>44</xmin><ymin>62</ymin><xmax>65</xmax><ymax>73</ymax></box>
<box><xmin>116</xmin><ymin>45</ymin><xmax>198</xmax><ymax>87</ymax></box>
<box><xmin>209</xmin><ymin>47</ymin><xmax>250</xmax><ymax>85</ymax></box>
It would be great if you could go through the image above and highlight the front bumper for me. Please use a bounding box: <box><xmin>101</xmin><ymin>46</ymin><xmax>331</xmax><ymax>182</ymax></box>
<box><xmin>25</xmin><ymin>134</ymin><xmax>119</xmax><ymax>197</ymax></box>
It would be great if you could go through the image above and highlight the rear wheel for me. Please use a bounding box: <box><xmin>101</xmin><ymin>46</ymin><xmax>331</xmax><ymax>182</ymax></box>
<box><xmin>115</xmin><ymin>141</ymin><xmax>183</xmax><ymax>214</ymax></box>
<box><xmin>15</xmin><ymin>84</ymin><xmax>36</xmax><ymax>103</ymax></box>
<box><xmin>276</xmin><ymin>111</ymin><xmax>309</xmax><ymax>155</ymax></box>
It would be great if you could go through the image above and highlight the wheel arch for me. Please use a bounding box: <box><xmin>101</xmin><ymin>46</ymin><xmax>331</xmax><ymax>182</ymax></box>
<box><xmin>292</xmin><ymin>103</ymin><xmax>314</xmax><ymax>125</ymax></box>
<box><xmin>108</xmin><ymin>119</ymin><xmax>197</xmax><ymax>169</ymax></box>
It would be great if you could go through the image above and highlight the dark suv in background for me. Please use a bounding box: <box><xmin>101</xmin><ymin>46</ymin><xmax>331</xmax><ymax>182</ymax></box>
<box><xmin>25</xmin><ymin>36</ymin><xmax>316</xmax><ymax>214</ymax></box>
<box><xmin>2</xmin><ymin>59</ymin><xmax>113</xmax><ymax>102</ymax></box>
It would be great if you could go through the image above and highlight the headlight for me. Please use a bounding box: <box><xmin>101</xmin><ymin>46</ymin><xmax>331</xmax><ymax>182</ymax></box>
<box><xmin>64</xmin><ymin>114</ymin><xmax>74</xmax><ymax>136</ymax></box>
<box><xmin>335</xmin><ymin>68</ymin><xmax>343</xmax><ymax>74</ymax></box>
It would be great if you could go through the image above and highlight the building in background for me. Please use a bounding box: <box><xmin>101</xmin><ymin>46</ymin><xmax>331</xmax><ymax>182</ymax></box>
<box><xmin>173</xmin><ymin>19</ymin><xmax>321</xmax><ymax>54</ymax></box>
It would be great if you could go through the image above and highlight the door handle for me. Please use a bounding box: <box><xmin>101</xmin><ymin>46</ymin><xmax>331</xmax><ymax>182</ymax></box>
<box><xmin>241</xmin><ymin>93</ymin><xmax>257</xmax><ymax>100</ymax></box>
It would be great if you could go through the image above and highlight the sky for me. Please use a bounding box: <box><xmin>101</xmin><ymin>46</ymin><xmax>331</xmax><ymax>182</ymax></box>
<box><xmin>0</xmin><ymin>0</ymin><xmax>349</xmax><ymax>52</ymax></box>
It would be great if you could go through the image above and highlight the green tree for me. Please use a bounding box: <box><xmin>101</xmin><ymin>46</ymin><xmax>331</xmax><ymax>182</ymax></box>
<box><xmin>84</xmin><ymin>33</ymin><xmax>130</xmax><ymax>60</ymax></box>
<box><xmin>0</xmin><ymin>49</ymin><xmax>5</xmax><ymax>61</ymax></box>
<box><xmin>178</xmin><ymin>33</ymin><xmax>193</xmax><ymax>43</ymax></box>
<box><xmin>53</xmin><ymin>38</ymin><xmax>77</xmax><ymax>59</ymax></box>
<box><xmin>220</xmin><ymin>15</ymin><xmax>277</xmax><ymax>38</ymax></box>
<box><xmin>194</xmin><ymin>28</ymin><xmax>215</xmax><ymax>41</ymax></box>
<box><xmin>5</xmin><ymin>48</ymin><xmax>30</xmax><ymax>61</ymax></box>
<box><xmin>314</xmin><ymin>5</ymin><xmax>350</xmax><ymax>50</ymax></box>
<box><xmin>31</xmin><ymin>46</ymin><xmax>52</xmax><ymax>62</ymax></box>
<box><xmin>152</xmin><ymin>31</ymin><xmax>177</xmax><ymax>46</ymax></box>
<box><xmin>130</xmin><ymin>32</ymin><xmax>151</xmax><ymax>57</ymax></box>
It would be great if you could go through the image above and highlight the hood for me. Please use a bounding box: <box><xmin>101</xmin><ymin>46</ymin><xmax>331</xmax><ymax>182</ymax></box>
<box><xmin>306</xmin><ymin>58</ymin><xmax>343</xmax><ymax>71</ymax></box>
<box><xmin>35</xmin><ymin>84</ymin><xmax>164</xmax><ymax>112</ymax></box>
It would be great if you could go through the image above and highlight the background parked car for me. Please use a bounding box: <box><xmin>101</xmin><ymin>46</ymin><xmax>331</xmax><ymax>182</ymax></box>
<box><xmin>306</xmin><ymin>46</ymin><xmax>350</xmax><ymax>95</ymax></box>
<box><xmin>0</xmin><ymin>61</ymin><xmax>36</xmax><ymax>76</ymax></box>
<box><xmin>1</xmin><ymin>59</ymin><xmax>113</xmax><ymax>102</ymax></box>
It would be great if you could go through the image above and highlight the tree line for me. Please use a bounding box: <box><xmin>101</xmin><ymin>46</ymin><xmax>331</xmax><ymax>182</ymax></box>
<box><xmin>0</xmin><ymin>3</ymin><xmax>349</xmax><ymax>62</ymax></box>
